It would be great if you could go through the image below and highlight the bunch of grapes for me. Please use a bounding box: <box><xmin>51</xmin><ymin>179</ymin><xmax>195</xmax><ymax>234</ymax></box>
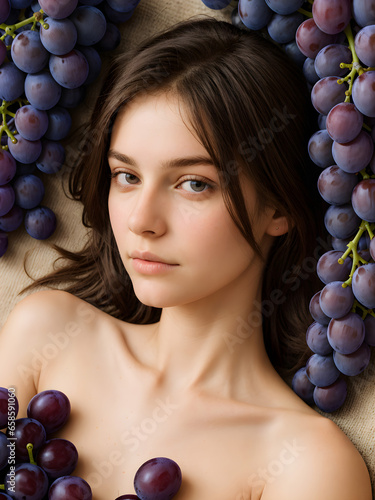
<box><xmin>0</xmin><ymin>387</ymin><xmax>93</xmax><ymax>499</ymax></box>
<box><xmin>203</xmin><ymin>0</ymin><xmax>375</xmax><ymax>413</ymax></box>
<box><xmin>0</xmin><ymin>0</ymin><xmax>142</xmax><ymax>258</ymax></box>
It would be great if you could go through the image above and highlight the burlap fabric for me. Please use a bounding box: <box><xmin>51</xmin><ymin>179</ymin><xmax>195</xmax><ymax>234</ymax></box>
<box><xmin>1</xmin><ymin>0</ymin><xmax>374</xmax><ymax>493</ymax></box>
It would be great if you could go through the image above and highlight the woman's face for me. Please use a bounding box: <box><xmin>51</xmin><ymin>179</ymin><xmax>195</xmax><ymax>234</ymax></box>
<box><xmin>107</xmin><ymin>92</ymin><xmax>276</xmax><ymax>309</ymax></box>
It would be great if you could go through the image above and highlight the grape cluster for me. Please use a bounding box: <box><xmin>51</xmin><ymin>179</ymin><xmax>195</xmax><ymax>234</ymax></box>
<box><xmin>0</xmin><ymin>0</ymin><xmax>142</xmax><ymax>257</ymax></box>
<box><xmin>202</xmin><ymin>0</ymin><xmax>375</xmax><ymax>413</ymax></box>
<box><xmin>0</xmin><ymin>387</ymin><xmax>93</xmax><ymax>499</ymax></box>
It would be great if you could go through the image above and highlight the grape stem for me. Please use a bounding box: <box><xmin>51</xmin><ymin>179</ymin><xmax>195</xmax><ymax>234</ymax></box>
<box><xmin>27</xmin><ymin>442</ymin><xmax>36</xmax><ymax>465</ymax></box>
<box><xmin>0</xmin><ymin>9</ymin><xmax>48</xmax><ymax>42</ymax></box>
<box><xmin>297</xmin><ymin>8</ymin><xmax>313</xmax><ymax>17</ymax></box>
<box><xmin>339</xmin><ymin>220</ymin><xmax>368</xmax><ymax>287</ymax></box>
<box><xmin>0</xmin><ymin>484</ymin><xmax>4</xmax><ymax>490</ymax></box>
<box><xmin>338</xmin><ymin>24</ymin><xmax>364</xmax><ymax>102</ymax></box>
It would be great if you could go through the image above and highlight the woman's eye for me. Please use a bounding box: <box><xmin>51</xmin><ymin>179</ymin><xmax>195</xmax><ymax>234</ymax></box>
<box><xmin>112</xmin><ymin>172</ymin><xmax>139</xmax><ymax>185</ymax></box>
<box><xmin>180</xmin><ymin>179</ymin><xmax>211</xmax><ymax>193</ymax></box>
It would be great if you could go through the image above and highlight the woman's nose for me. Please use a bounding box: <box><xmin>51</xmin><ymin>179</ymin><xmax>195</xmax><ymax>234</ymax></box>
<box><xmin>127</xmin><ymin>186</ymin><xmax>168</xmax><ymax>236</ymax></box>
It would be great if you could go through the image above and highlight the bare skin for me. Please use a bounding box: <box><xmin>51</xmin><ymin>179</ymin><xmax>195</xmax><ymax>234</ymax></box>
<box><xmin>0</xmin><ymin>92</ymin><xmax>372</xmax><ymax>499</ymax></box>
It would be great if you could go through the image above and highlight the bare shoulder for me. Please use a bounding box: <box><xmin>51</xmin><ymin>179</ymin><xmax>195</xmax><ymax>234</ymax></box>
<box><xmin>263</xmin><ymin>412</ymin><xmax>372</xmax><ymax>500</ymax></box>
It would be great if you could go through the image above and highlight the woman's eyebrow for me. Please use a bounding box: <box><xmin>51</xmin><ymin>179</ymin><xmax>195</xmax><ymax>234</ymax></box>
<box><xmin>107</xmin><ymin>149</ymin><xmax>215</xmax><ymax>169</ymax></box>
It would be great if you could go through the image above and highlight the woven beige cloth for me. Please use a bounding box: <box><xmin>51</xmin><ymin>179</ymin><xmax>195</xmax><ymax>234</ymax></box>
<box><xmin>1</xmin><ymin>0</ymin><xmax>374</xmax><ymax>493</ymax></box>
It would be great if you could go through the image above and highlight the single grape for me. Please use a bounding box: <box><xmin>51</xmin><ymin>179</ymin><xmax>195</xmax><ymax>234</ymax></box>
<box><xmin>295</xmin><ymin>18</ymin><xmax>337</xmax><ymax>59</ymax></box>
<box><xmin>238</xmin><ymin>0</ymin><xmax>273</xmax><ymax>30</ymax></box>
<box><xmin>318</xmin><ymin>165</ymin><xmax>358</xmax><ymax>206</ymax></box>
<box><xmin>316</xmin><ymin>250</ymin><xmax>352</xmax><ymax>284</ymax></box>
<box><xmin>333</xmin><ymin>342</ymin><xmax>371</xmax><ymax>376</ymax></box>
<box><xmin>291</xmin><ymin>367</ymin><xmax>315</xmax><ymax>405</ymax></box>
<box><xmin>25</xmin><ymin>71</ymin><xmax>62</xmax><ymax>110</ymax></box>
<box><xmin>283</xmin><ymin>41</ymin><xmax>306</xmax><ymax>67</ymax></box>
<box><xmin>319</xmin><ymin>280</ymin><xmax>354</xmax><ymax>319</ymax></box>
<box><xmin>105</xmin><ymin>0</ymin><xmax>140</xmax><ymax>11</ymax></box>
<box><xmin>5</xmin><ymin>463</ymin><xmax>49</xmax><ymax>499</ymax></box>
<box><xmin>309</xmin><ymin>291</ymin><xmax>330</xmax><ymax>326</ymax></box>
<box><xmin>0</xmin><ymin>62</ymin><xmax>25</xmax><ymax>101</ymax></box>
<box><xmin>352</xmin><ymin>0</ymin><xmax>375</xmax><ymax>27</ymax></box>
<box><xmin>303</xmin><ymin>57</ymin><xmax>319</xmax><ymax>85</ymax></box>
<box><xmin>7</xmin><ymin>134</ymin><xmax>42</xmax><ymax>165</ymax></box>
<box><xmin>0</xmin><ymin>205</ymin><xmax>23</xmax><ymax>232</ymax></box>
<box><xmin>102</xmin><ymin>3</ymin><xmax>135</xmax><ymax>23</ymax></box>
<box><xmin>324</xmin><ymin>204</ymin><xmax>361</xmax><ymax>240</ymax></box>
<box><xmin>69</xmin><ymin>6</ymin><xmax>106</xmax><ymax>46</ymax></box>
<box><xmin>0</xmin><ymin>0</ymin><xmax>10</xmax><ymax>23</ymax></box>
<box><xmin>352</xmin><ymin>71</ymin><xmax>375</xmax><ymax>118</ymax></box>
<box><xmin>11</xmin><ymin>417</ymin><xmax>46</xmax><ymax>461</ymax></box>
<box><xmin>49</xmin><ymin>50</ymin><xmax>89</xmax><ymax>89</ymax></box>
<box><xmin>355</xmin><ymin>25</ymin><xmax>375</xmax><ymax>67</ymax></box>
<box><xmin>38</xmin><ymin>0</ymin><xmax>77</xmax><ymax>18</ymax></box>
<box><xmin>45</xmin><ymin>107</ymin><xmax>72</xmax><ymax>141</ymax></box>
<box><xmin>0</xmin><ymin>184</ymin><xmax>15</xmax><ymax>217</ymax></box>
<box><xmin>11</xmin><ymin>30</ymin><xmax>49</xmax><ymax>73</ymax></box>
<box><xmin>13</xmin><ymin>174</ymin><xmax>45</xmax><ymax>209</ymax></box>
<box><xmin>311</xmin><ymin>76</ymin><xmax>348</xmax><ymax>116</ymax></box>
<box><xmin>15</xmin><ymin>105</ymin><xmax>49</xmax><ymax>142</ymax></box>
<box><xmin>332</xmin><ymin>130</ymin><xmax>374</xmax><ymax>174</ymax></box>
<box><xmin>352</xmin><ymin>263</ymin><xmax>375</xmax><ymax>309</ymax></box>
<box><xmin>134</xmin><ymin>457</ymin><xmax>182</xmax><ymax>500</ymax></box>
<box><xmin>267</xmin><ymin>12</ymin><xmax>303</xmax><ymax>44</ymax></box>
<box><xmin>313</xmin><ymin>377</ymin><xmax>347</xmax><ymax>412</ymax></box>
<box><xmin>49</xmin><ymin>475</ymin><xmax>92</xmax><ymax>500</ymax></box>
<box><xmin>95</xmin><ymin>22</ymin><xmax>121</xmax><ymax>51</ymax></box>
<box><xmin>24</xmin><ymin>205</ymin><xmax>56</xmax><ymax>239</ymax></box>
<box><xmin>36</xmin><ymin>140</ymin><xmax>65</xmax><ymax>174</ymax></box>
<box><xmin>352</xmin><ymin>179</ymin><xmax>375</xmax><ymax>222</ymax></box>
<box><xmin>40</xmin><ymin>17</ymin><xmax>77</xmax><ymax>56</ymax></box>
<box><xmin>306</xmin><ymin>322</ymin><xmax>332</xmax><ymax>356</ymax></box>
<box><xmin>312</xmin><ymin>0</ymin><xmax>351</xmax><ymax>35</ymax></box>
<box><xmin>314</xmin><ymin>44</ymin><xmax>352</xmax><ymax>79</ymax></box>
<box><xmin>36</xmin><ymin>438</ymin><xmax>78</xmax><ymax>479</ymax></box>
<box><xmin>327</xmin><ymin>313</ymin><xmax>365</xmax><ymax>355</ymax></box>
<box><xmin>77</xmin><ymin>46</ymin><xmax>101</xmax><ymax>85</ymax></box>
<box><xmin>326</xmin><ymin>102</ymin><xmax>363</xmax><ymax>144</ymax></box>
<box><xmin>308</xmin><ymin>129</ymin><xmax>334</xmax><ymax>168</ymax></box>
<box><xmin>264</xmin><ymin>0</ymin><xmax>303</xmax><ymax>14</ymax></box>
<box><xmin>306</xmin><ymin>353</ymin><xmax>340</xmax><ymax>387</ymax></box>
<box><xmin>27</xmin><ymin>389</ymin><xmax>70</xmax><ymax>434</ymax></box>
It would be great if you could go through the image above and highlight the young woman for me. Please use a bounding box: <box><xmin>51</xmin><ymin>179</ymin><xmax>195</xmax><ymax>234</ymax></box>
<box><xmin>0</xmin><ymin>17</ymin><xmax>372</xmax><ymax>500</ymax></box>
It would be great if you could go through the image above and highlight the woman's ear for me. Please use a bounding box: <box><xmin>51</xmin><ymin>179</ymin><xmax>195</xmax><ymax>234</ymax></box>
<box><xmin>266</xmin><ymin>210</ymin><xmax>290</xmax><ymax>237</ymax></box>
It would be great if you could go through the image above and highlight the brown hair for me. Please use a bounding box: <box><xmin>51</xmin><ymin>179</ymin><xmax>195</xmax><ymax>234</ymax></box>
<box><xmin>26</xmin><ymin>17</ymin><xmax>324</xmax><ymax>379</ymax></box>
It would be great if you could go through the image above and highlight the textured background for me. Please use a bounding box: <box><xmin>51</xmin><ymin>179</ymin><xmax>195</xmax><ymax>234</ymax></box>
<box><xmin>0</xmin><ymin>0</ymin><xmax>374</xmax><ymax>492</ymax></box>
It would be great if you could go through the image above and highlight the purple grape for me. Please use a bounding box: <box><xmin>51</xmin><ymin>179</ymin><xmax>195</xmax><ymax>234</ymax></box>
<box><xmin>11</xmin><ymin>417</ymin><xmax>46</xmax><ymax>461</ymax></box>
<box><xmin>38</xmin><ymin>0</ymin><xmax>77</xmax><ymax>18</ymax></box>
<box><xmin>312</xmin><ymin>0</ymin><xmax>351</xmax><ymax>35</ymax></box>
<box><xmin>319</xmin><ymin>280</ymin><xmax>354</xmax><ymax>319</ymax></box>
<box><xmin>352</xmin><ymin>0</ymin><xmax>375</xmax><ymax>27</ymax></box>
<box><xmin>308</xmin><ymin>129</ymin><xmax>334</xmax><ymax>168</ymax></box>
<box><xmin>95</xmin><ymin>22</ymin><xmax>121</xmax><ymax>51</ymax></box>
<box><xmin>49</xmin><ymin>476</ymin><xmax>92</xmax><ymax>499</ymax></box>
<box><xmin>69</xmin><ymin>6</ymin><xmax>106</xmax><ymax>46</ymax></box>
<box><xmin>238</xmin><ymin>0</ymin><xmax>273</xmax><ymax>30</ymax></box>
<box><xmin>326</xmin><ymin>102</ymin><xmax>363</xmax><ymax>144</ymax></box>
<box><xmin>0</xmin><ymin>184</ymin><xmax>15</xmax><ymax>217</ymax></box>
<box><xmin>332</xmin><ymin>130</ymin><xmax>374</xmax><ymax>173</ymax></box>
<box><xmin>0</xmin><ymin>0</ymin><xmax>10</xmax><ymax>23</ymax></box>
<box><xmin>306</xmin><ymin>353</ymin><xmax>340</xmax><ymax>387</ymax></box>
<box><xmin>352</xmin><ymin>71</ymin><xmax>375</xmax><ymax>118</ymax></box>
<box><xmin>36</xmin><ymin>140</ymin><xmax>65</xmax><ymax>174</ymax></box>
<box><xmin>13</xmin><ymin>174</ymin><xmax>45</xmax><ymax>209</ymax></box>
<box><xmin>0</xmin><ymin>39</ymin><xmax>6</xmax><ymax>66</ymax></box>
<box><xmin>40</xmin><ymin>17</ymin><xmax>77</xmax><ymax>56</ymax></box>
<box><xmin>0</xmin><ymin>387</ymin><xmax>18</xmax><ymax>429</ymax></box>
<box><xmin>283</xmin><ymin>41</ymin><xmax>306</xmax><ymax>67</ymax></box>
<box><xmin>58</xmin><ymin>86</ymin><xmax>85</xmax><ymax>108</ymax></box>
<box><xmin>311</xmin><ymin>76</ymin><xmax>348</xmax><ymax>116</ymax></box>
<box><xmin>102</xmin><ymin>3</ymin><xmax>135</xmax><ymax>23</ymax></box>
<box><xmin>45</xmin><ymin>107</ymin><xmax>72</xmax><ymax>141</ymax></box>
<box><xmin>15</xmin><ymin>105</ymin><xmax>49</xmax><ymax>142</ymax></box>
<box><xmin>314</xmin><ymin>44</ymin><xmax>352</xmax><ymax>79</ymax></box>
<box><xmin>77</xmin><ymin>46</ymin><xmax>101</xmax><ymax>85</ymax></box>
<box><xmin>36</xmin><ymin>438</ymin><xmax>78</xmax><ymax>479</ymax></box>
<box><xmin>25</xmin><ymin>71</ymin><xmax>62</xmax><ymax>110</ymax></box>
<box><xmin>296</xmin><ymin>18</ymin><xmax>337</xmax><ymax>59</ymax></box>
<box><xmin>264</xmin><ymin>0</ymin><xmax>304</xmax><ymax>14</ymax></box>
<box><xmin>309</xmin><ymin>291</ymin><xmax>330</xmax><ymax>325</ymax></box>
<box><xmin>303</xmin><ymin>57</ymin><xmax>319</xmax><ymax>85</ymax></box>
<box><xmin>316</xmin><ymin>250</ymin><xmax>352</xmax><ymax>285</ymax></box>
<box><xmin>49</xmin><ymin>50</ymin><xmax>89</xmax><ymax>89</ymax></box>
<box><xmin>7</xmin><ymin>134</ymin><xmax>42</xmax><ymax>165</ymax></box>
<box><xmin>5</xmin><ymin>463</ymin><xmax>49</xmax><ymax>500</ymax></box>
<box><xmin>134</xmin><ymin>457</ymin><xmax>182</xmax><ymax>500</ymax></box>
<box><xmin>317</xmin><ymin>165</ymin><xmax>358</xmax><ymax>205</ymax></box>
<box><xmin>11</xmin><ymin>30</ymin><xmax>49</xmax><ymax>73</ymax></box>
<box><xmin>318</xmin><ymin>114</ymin><xmax>327</xmax><ymax>129</ymax></box>
<box><xmin>0</xmin><ymin>230</ymin><xmax>8</xmax><ymax>257</ymax></box>
<box><xmin>0</xmin><ymin>62</ymin><xmax>25</xmax><ymax>101</ymax></box>
<box><xmin>327</xmin><ymin>312</ymin><xmax>365</xmax><ymax>354</ymax></box>
<box><xmin>0</xmin><ymin>493</ymin><xmax>13</xmax><ymax>499</ymax></box>
<box><xmin>333</xmin><ymin>342</ymin><xmax>371</xmax><ymax>376</ymax></box>
<box><xmin>364</xmin><ymin>314</ymin><xmax>375</xmax><ymax>346</ymax></box>
<box><xmin>27</xmin><ymin>390</ymin><xmax>70</xmax><ymax>434</ymax></box>
<box><xmin>355</xmin><ymin>26</ymin><xmax>375</xmax><ymax>67</ymax></box>
<box><xmin>324</xmin><ymin>204</ymin><xmax>361</xmax><ymax>239</ymax></box>
<box><xmin>10</xmin><ymin>0</ymin><xmax>31</xmax><ymax>7</ymax></box>
<box><xmin>24</xmin><ymin>205</ymin><xmax>56</xmax><ymax>239</ymax></box>
<box><xmin>352</xmin><ymin>263</ymin><xmax>375</xmax><ymax>308</ymax></box>
<box><xmin>0</xmin><ymin>205</ymin><xmax>23</xmax><ymax>232</ymax></box>
<box><xmin>352</xmin><ymin>179</ymin><xmax>375</xmax><ymax>222</ymax></box>
<box><xmin>313</xmin><ymin>377</ymin><xmax>347</xmax><ymax>412</ymax></box>
<box><xmin>331</xmin><ymin>236</ymin><xmax>351</xmax><ymax>252</ymax></box>
<box><xmin>267</xmin><ymin>12</ymin><xmax>303</xmax><ymax>44</ymax></box>
<box><xmin>105</xmin><ymin>0</ymin><xmax>140</xmax><ymax>11</ymax></box>
<box><xmin>306</xmin><ymin>322</ymin><xmax>332</xmax><ymax>356</ymax></box>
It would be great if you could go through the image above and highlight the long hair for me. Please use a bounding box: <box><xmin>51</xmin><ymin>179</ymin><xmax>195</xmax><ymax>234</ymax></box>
<box><xmin>25</xmin><ymin>17</ymin><xmax>324</xmax><ymax>379</ymax></box>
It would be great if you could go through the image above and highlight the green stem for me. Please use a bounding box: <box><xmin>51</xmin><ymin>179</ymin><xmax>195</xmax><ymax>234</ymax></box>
<box><xmin>297</xmin><ymin>8</ymin><xmax>313</xmax><ymax>17</ymax></box>
<box><xmin>27</xmin><ymin>443</ymin><xmax>36</xmax><ymax>465</ymax></box>
<box><xmin>339</xmin><ymin>221</ymin><xmax>368</xmax><ymax>287</ymax></box>
<box><xmin>0</xmin><ymin>484</ymin><xmax>4</xmax><ymax>491</ymax></box>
